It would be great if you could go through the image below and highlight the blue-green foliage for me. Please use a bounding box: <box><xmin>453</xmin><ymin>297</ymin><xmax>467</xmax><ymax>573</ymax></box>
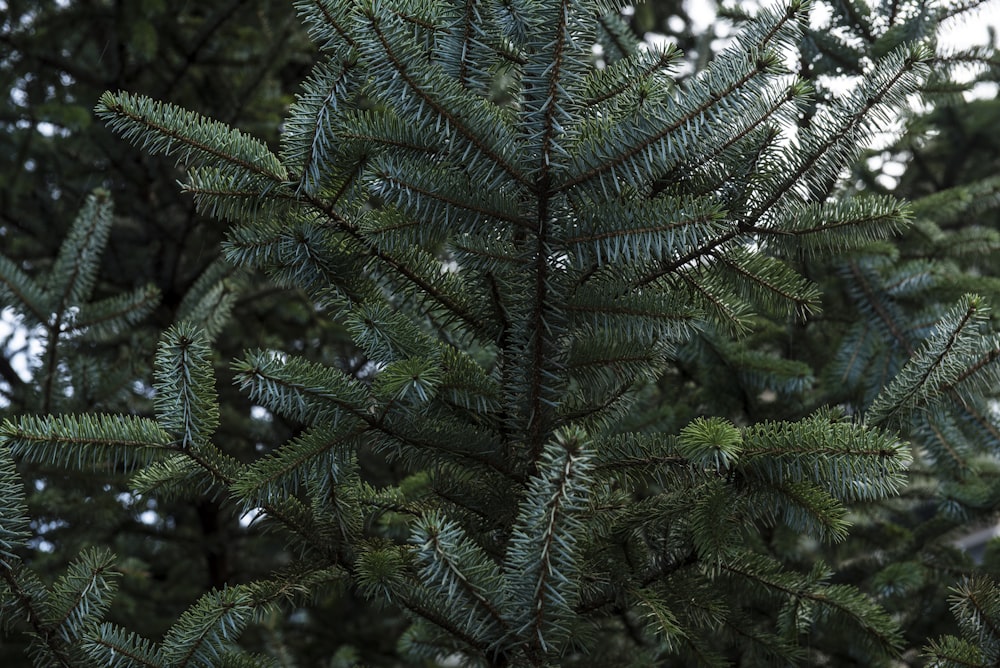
<box><xmin>1</xmin><ymin>0</ymin><xmax>998</xmax><ymax>665</ymax></box>
<box><xmin>0</xmin><ymin>190</ymin><xmax>159</xmax><ymax>413</ymax></box>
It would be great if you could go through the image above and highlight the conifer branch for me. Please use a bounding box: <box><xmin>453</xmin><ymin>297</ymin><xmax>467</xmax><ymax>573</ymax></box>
<box><xmin>295</xmin><ymin>0</ymin><xmax>359</xmax><ymax>49</ymax></box>
<box><xmin>233</xmin><ymin>352</ymin><xmax>515</xmax><ymax>480</ymax></box>
<box><xmin>160</xmin><ymin>587</ymin><xmax>254</xmax><ymax>667</ymax></box>
<box><xmin>413</xmin><ymin>512</ymin><xmax>509</xmax><ymax>634</ymax></box>
<box><xmin>1</xmin><ymin>414</ymin><xmax>171</xmax><ymax>470</ymax></box>
<box><xmin>762</xmin><ymin>197</ymin><xmax>911</xmax><ymax>257</ymax></box>
<box><xmin>96</xmin><ymin>92</ymin><xmax>288</xmax><ymax>184</ymax></box>
<box><xmin>745</xmin><ymin>45</ymin><xmax>930</xmax><ymax>226</ymax></box>
<box><xmin>868</xmin><ymin>295</ymin><xmax>987</xmax><ymax>426</ymax></box>
<box><xmin>650</xmin><ymin>85</ymin><xmax>800</xmax><ymax>198</ymax></box>
<box><xmin>560</xmin><ymin>60</ymin><xmax>775</xmax><ymax>194</ymax></box>
<box><xmin>506</xmin><ymin>431</ymin><xmax>590</xmax><ymax>653</ymax></box>
<box><xmin>0</xmin><ymin>256</ymin><xmax>48</xmax><ymax>324</ymax></box>
<box><xmin>401</xmin><ymin>596</ymin><xmax>493</xmax><ymax>656</ymax></box>
<box><xmin>232</xmin><ymin>424</ymin><xmax>368</xmax><ymax>505</ymax></box>
<box><xmin>49</xmin><ymin>189</ymin><xmax>112</xmax><ymax>314</ymax></box>
<box><xmin>1</xmin><ymin>569</ymin><xmax>74</xmax><ymax>668</ymax></box>
<box><xmin>561</xmin><ymin>2</ymin><xmax>805</xmax><ymax>194</ymax></box>
<box><xmin>301</xmin><ymin>194</ymin><xmax>492</xmax><ymax>339</ymax></box>
<box><xmin>720</xmin><ymin>557</ymin><xmax>903</xmax><ymax>656</ymax></box>
<box><xmin>82</xmin><ymin>627</ymin><xmax>163</xmax><ymax>668</ymax></box>
<box><xmin>154</xmin><ymin>324</ymin><xmax>220</xmax><ymax>451</ymax></box>
<box><xmin>846</xmin><ymin>259</ymin><xmax>914</xmax><ymax>354</ymax></box>
<box><xmin>942</xmin><ymin>346</ymin><xmax>1000</xmax><ymax>395</ymax></box>
<box><xmin>75</xmin><ymin>285</ymin><xmax>161</xmax><ymax>341</ymax></box>
<box><xmin>47</xmin><ymin>548</ymin><xmax>119</xmax><ymax>645</ymax></box>
<box><xmin>455</xmin><ymin>0</ymin><xmax>479</xmax><ymax>89</ymax></box>
<box><xmin>594</xmin><ymin>13</ymin><xmax>637</xmax><ymax>65</ymax></box>
<box><xmin>360</xmin><ymin>5</ymin><xmax>529</xmax><ymax>187</ymax></box>
<box><xmin>372</xmin><ymin>162</ymin><xmax>531</xmax><ymax>230</ymax></box>
<box><xmin>283</xmin><ymin>57</ymin><xmax>362</xmax><ymax>193</ymax></box>
<box><xmin>525</xmin><ymin>239</ymin><xmax>557</xmax><ymax>462</ymax></box>
<box><xmin>584</xmin><ymin>45</ymin><xmax>679</xmax><ymax>107</ymax></box>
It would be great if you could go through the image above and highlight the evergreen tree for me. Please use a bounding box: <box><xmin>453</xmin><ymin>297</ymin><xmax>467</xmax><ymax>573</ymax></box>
<box><xmin>1</xmin><ymin>0</ymin><xmax>998</xmax><ymax>665</ymax></box>
<box><xmin>803</xmin><ymin>46</ymin><xmax>1000</xmax><ymax>663</ymax></box>
<box><xmin>0</xmin><ymin>0</ymin><xmax>339</xmax><ymax>659</ymax></box>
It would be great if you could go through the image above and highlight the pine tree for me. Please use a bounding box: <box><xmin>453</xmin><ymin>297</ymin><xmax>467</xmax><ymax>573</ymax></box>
<box><xmin>2</xmin><ymin>0</ymin><xmax>998</xmax><ymax>665</ymax></box>
<box><xmin>799</xmin><ymin>38</ymin><xmax>1000</xmax><ymax>662</ymax></box>
<box><xmin>0</xmin><ymin>1</ymin><xmax>338</xmax><ymax>659</ymax></box>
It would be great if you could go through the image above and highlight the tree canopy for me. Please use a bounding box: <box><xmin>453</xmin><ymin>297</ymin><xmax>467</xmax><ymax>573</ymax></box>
<box><xmin>2</xmin><ymin>0</ymin><xmax>1000</xmax><ymax>665</ymax></box>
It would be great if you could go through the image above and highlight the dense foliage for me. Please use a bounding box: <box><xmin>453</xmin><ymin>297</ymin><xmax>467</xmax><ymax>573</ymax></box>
<box><xmin>3</xmin><ymin>0</ymin><xmax>1000</xmax><ymax>665</ymax></box>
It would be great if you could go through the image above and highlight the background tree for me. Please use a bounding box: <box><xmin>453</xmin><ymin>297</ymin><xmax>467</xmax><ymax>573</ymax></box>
<box><xmin>0</xmin><ymin>1</ymin><xmax>361</xmax><ymax>659</ymax></box>
<box><xmin>2</xmin><ymin>0</ymin><xmax>1000</xmax><ymax>666</ymax></box>
<box><xmin>799</xmin><ymin>32</ymin><xmax>1000</xmax><ymax>662</ymax></box>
